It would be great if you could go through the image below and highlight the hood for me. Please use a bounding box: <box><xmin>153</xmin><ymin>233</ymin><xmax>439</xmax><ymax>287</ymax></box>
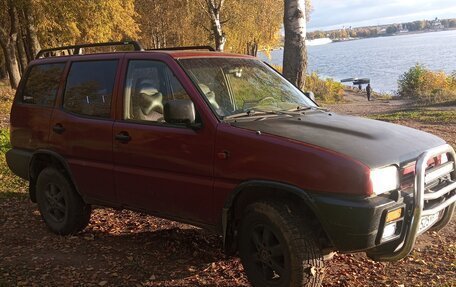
<box><xmin>230</xmin><ymin>111</ymin><xmax>446</xmax><ymax>168</ymax></box>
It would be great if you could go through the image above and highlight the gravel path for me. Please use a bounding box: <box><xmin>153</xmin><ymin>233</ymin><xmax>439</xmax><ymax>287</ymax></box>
<box><xmin>326</xmin><ymin>89</ymin><xmax>413</xmax><ymax>116</ymax></box>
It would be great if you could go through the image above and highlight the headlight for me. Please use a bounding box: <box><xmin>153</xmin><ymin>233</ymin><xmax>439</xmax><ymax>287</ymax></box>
<box><xmin>370</xmin><ymin>166</ymin><xmax>399</xmax><ymax>195</ymax></box>
<box><xmin>440</xmin><ymin>153</ymin><xmax>448</xmax><ymax>164</ymax></box>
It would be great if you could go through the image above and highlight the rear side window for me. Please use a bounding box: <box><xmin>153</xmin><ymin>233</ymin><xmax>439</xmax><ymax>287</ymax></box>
<box><xmin>63</xmin><ymin>60</ymin><xmax>118</xmax><ymax>118</ymax></box>
<box><xmin>22</xmin><ymin>63</ymin><xmax>65</xmax><ymax>106</ymax></box>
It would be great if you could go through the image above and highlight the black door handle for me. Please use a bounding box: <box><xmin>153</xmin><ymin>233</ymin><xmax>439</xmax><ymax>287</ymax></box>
<box><xmin>115</xmin><ymin>132</ymin><xmax>131</xmax><ymax>143</ymax></box>
<box><xmin>52</xmin><ymin>123</ymin><xmax>65</xmax><ymax>134</ymax></box>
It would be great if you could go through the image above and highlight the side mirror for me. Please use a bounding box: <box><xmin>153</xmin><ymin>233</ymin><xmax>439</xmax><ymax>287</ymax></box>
<box><xmin>304</xmin><ymin>91</ymin><xmax>316</xmax><ymax>102</ymax></box>
<box><xmin>164</xmin><ymin>100</ymin><xmax>200</xmax><ymax>128</ymax></box>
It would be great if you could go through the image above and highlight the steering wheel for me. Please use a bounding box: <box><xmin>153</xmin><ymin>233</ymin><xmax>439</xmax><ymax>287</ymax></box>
<box><xmin>257</xmin><ymin>96</ymin><xmax>279</xmax><ymax>107</ymax></box>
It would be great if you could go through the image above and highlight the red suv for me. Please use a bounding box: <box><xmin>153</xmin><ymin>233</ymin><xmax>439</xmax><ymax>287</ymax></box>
<box><xmin>6</xmin><ymin>41</ymin><xmax>456</xmax><ymax>287</ymax></box>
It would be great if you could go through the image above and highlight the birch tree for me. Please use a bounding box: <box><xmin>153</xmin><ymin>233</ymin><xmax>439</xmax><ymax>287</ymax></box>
<box><xmin>200</xmin><ymin>0</ymin><xmax>226</xmax><ymax>51</ymax></box>
<box><xmin>283</xmin><ymin>0</ymin><xmax>307</xmax><ymax>90</ymax></box>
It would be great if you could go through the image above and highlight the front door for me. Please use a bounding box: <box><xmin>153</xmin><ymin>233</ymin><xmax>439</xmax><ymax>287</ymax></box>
<box><xmin>113</xmin><ymin>58</ymin><xmax>215</xmax><ymax>224</ymax></box>
<box><xmin>49</xmin><ymin>57</ymin><xmax>120</xmax><ymax>204</ymax></box>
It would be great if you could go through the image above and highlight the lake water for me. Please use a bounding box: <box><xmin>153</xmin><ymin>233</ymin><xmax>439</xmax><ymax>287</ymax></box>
<box><xmin>259</xmin><ymin>30</ymin><xmax>456</xmax><ymax>93</ymax></box>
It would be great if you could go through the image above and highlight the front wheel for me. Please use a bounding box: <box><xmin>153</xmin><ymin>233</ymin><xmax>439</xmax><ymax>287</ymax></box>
<box><xmin>239</xmin><ymin>201</ymin><xmax>324</xmax><ymax>287</ymax></box>
<box><xmin>36</xmin><ymin>167</ymin><xmax>91</xmax><ymax>235</ymax></box>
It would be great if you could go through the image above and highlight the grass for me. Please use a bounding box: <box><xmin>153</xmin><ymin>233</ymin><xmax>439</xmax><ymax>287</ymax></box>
<box><xmin>0</xmin><ymin>84</ymin><xmax>14</xmax><ymax>121</ymax></box>
<box><xmin>374</xmin><ymin>93</ymin><xmax>394</xmax><ymax>100</ymax></box>
<box><xmin>0</xmin><ymin>128</ymin><xmax>26</xmax><ymax>198</ymax></box>
<box><xmin>370</xmin><ymin>109</ymin><xmax>456</xmax><ymax>124</ymax></box>
<box><xmin>0</xmin><ymin>82</ymin><xmax>24</xmax><ymax>198</ymax></box>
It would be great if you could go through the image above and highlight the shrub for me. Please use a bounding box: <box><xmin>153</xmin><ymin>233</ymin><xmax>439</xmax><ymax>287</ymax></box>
<box><xmin>398</xmin><ymin>64</ymin><xmax>456</xmax><ymax>104</ymax></box>
<box><xmin>304</xmin><ymin>72</ymin><xmax>344</xmax><ymax>103</ymax></box>
<box><xmin>270</xmin><ymin>66</ymin><xmax>344</xmax><ymax>103</ymax></box>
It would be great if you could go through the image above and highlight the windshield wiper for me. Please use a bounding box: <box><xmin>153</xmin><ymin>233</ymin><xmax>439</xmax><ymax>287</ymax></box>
<box><xmin>286</xmin><ymin>106</ymin><xmax>328</xmax><ymax>112</ymax></box>
<box><xmin>223</xmin><ymin>106</ymin><xmax>326</xmax><ymax>121</ymax></box>
<box><xmin>223</xmin><ymin>109</ymin><xmax>276</xmax><ymax>120</ymax></box>
<box><xmin>286</xmin><ymin>106</ymin><xmax>313</xmax><ymax>112</ymax></box>
<box><xmin>224</xmin><ymin>109</ymin><xmax>258</xmax><ymax>120</ymax></box>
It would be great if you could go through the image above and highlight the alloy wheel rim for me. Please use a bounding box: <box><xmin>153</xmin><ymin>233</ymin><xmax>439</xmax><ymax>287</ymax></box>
<box><xmin>43</xmin><ymin>183</ymin><xmax>66</xmax><ymax>223</ymax></box>
<box><xmin>248</xmin><ymin>224</ymin><xmax>286</xmax><ymax>284</ymax></box>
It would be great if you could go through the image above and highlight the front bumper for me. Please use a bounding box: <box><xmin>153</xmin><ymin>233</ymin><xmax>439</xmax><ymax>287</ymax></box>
<box><xmin>312</xmin><ymin>191</ymin><xmax>409</xmax><ymax>253</ymax></box>
<box><xmin>312</xmin><ymin>144</ymin><xmax>456</xmax><ymax>261</ymax></box>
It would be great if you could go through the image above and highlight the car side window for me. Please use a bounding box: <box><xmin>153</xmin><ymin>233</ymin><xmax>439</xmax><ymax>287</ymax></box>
<box><xmin>22</xmin><ymin>63</ymin><xmax>65</xmax><ymax>106</ymax></box>
<box><xmin>63</xmin><ymin>60</ymin><xmax>118</xmax><ymax>118</ymax></box>
<box><xmin>124</xmin><ymin>60</ymin><xmax>191</xmax><ymax>123</ymax></box>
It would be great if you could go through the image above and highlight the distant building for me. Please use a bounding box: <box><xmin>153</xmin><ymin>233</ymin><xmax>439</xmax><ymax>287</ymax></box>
<box><xmin>399</xmin><ymin>24</ymin><xmax>409</xmax><ymax>33</ymax></box>
<box><xmin>377</xmin><ymin>27</ymin><xmax>387</xmax><ymax>35</ymax></box>
<box><xmin>432</xmin><ymin>18</ymin><xmax>444</xmax><ymax>30</ymax></box>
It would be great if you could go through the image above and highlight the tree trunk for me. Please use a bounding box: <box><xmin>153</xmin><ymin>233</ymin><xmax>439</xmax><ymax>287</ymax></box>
<box><xmin>0</xmin><ymin>39</ymin><xmax>21</xmax><ymax>89</ymax></box>
<box><xmin>0</xmin><ymin>56</ymin><xmax>6</xmax><ymax>80</ymax></box>
<box><xmin>206</xmin><ymin>0</ymin><xmax>226</xmax><ymax>51</ymax></box>
<box><xmin>23</xmin><ymin>3</ymin><xmax>41</xmax><ymax>59</ymax></box>
<box><xmin>282</xmin><ymin>0</ymin><xmax>307</xmax><ymax>90</ymax></box>
<box><xmin>0</xmin><ymin>0</ymin><xmax>21</xmax><ymax>89</ymax></box>
<box><xmin>19</xmin><ymin>17</ymin><xmax>32</xmax><ymax>62</ymax></box>
<box><xmin>246</xmin><ymin>39</ymin><xmax>258</xmax><ymax>56</ymax></box>
<box><xmin>16</xmin><ymin>29</ymin><xmax>28</xmax><ymax>74</ymax></box>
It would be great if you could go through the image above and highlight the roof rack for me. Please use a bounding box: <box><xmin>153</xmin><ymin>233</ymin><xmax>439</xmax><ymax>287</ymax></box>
<box><xmin>35</xmin><ymin>41</ymin><xmax>144</xmax><ymax>59</ymax></box>
<box><xmin>147</xmin><ymin>46</ymin><xmax>215</xmax><ymax>52</ymax></box>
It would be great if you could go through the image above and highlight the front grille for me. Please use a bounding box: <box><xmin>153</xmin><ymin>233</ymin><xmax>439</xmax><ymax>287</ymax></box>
<box><xmin>423</xmin><ymin>158</ymin><xmax>456</xmax><ymax>213</ymax></box>
<box><xmin>399</xmin><ymin>151</ymin><xmax>456</xmax><ymax>231</ymax></box>
<box><xmin>400</xmin><ymin>154</ymin><xmax>455</xmax><ymax>208</ymax></box>
<box><xmin>374</xmin><ymin>145</ymin><xmax>455</xmax><ymax>261</ymax></box>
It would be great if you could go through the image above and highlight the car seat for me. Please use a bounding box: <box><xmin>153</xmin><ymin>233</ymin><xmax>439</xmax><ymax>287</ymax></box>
<box><xmin>132</xmin><ymin>79</ymin><xmax>164</xmax><ymax>122</ymax></box>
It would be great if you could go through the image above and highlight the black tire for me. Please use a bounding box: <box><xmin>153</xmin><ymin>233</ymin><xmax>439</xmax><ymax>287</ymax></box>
<box><xmin>36</xmin><ymin>167</ymin><xmax>91</xmax><ymax>235</ymax></box>
<box><xmin>239</xmin><ymin>201</ymin><xmax>324</xmax><ymax>287</ymax></box>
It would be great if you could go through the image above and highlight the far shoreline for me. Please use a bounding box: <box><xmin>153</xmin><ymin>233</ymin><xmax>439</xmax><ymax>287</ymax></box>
<box><xmin>330</xmin><ymin>28</ymin><xmax>456</xmax><ymax>44</ymax></box>
<box><xmin>260</xmin><ymin>28</ymin><xmax>456</xmax><ymax>52</ymax></box>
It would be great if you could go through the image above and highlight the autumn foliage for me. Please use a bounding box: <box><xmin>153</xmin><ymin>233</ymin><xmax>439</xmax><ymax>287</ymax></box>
<box><xmin>398</xmin><ymin>64</ymin><xmax>456</xmax><ymax>103</ymax></box>
<box><xmin>0</xmin><ymin>0</ymin><xmax>291</xmax><ymax>90</ymax></box>
<box><xmin>304</xmin><ymin>72</ymin><xmax>345</xmax><ymax>103</ymax></box>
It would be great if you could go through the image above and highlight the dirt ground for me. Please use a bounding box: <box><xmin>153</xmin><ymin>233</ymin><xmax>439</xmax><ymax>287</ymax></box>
<box><xmin>1</xmin><ymin>92</ymin><xmax>455</xmax><ymax>287</ymax></box>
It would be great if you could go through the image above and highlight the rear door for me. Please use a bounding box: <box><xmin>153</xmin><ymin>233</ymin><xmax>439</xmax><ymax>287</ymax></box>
<box><xmin>49</xmin><ymin>56</ymin><xmax>121</xmax><ymax>204</ymax></box>
<box><xmin>113</xmin><ymin>55</ymin><xmax>216</xmax><ymax>225</ymax></box>
<box><xmin>10</xmin><ymin>62</ymin><xmax>66</xmax><ymax>151</ymax></box>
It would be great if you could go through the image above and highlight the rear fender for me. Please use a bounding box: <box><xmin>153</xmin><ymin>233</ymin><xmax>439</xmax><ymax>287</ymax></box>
<box><xmin>29</xmin><ymin>150</ymin><xmax>81</xmax><ymax>202</ymax></box>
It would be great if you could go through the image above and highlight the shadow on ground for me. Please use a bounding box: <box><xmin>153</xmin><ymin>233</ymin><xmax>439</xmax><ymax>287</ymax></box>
<box><xmin>0</xmin><ymin>194</ymin><xmax>248</xmax><ymax>286</ymax></box>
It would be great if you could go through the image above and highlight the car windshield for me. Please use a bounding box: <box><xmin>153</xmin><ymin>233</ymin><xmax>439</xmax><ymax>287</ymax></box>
<box><xmin>179</xmin><ymin>58</ymin><xmax>316</xmax><ymax>119</ymax></box>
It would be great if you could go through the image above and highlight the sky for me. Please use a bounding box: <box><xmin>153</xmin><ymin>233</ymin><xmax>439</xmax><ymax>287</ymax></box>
<box><xmin>308</xmin><ymin>0</ymin><xmax>456</xmax><ymax>31</ymax></box>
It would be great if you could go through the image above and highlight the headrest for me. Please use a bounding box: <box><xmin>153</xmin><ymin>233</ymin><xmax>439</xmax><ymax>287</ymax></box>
<box><xmin>137</xmin><ymin>80</ymin><xmax>159</xmax><ymax>96</ymax></box>
<box><xmin>198</xmin><ymin>83</ymin><xmax>220</xmax><ymax>110</ymax></box>
<box><xmin>199</xmin><ymin>84</ymin><xmax>211</xmax><ymax>95</ymax></box>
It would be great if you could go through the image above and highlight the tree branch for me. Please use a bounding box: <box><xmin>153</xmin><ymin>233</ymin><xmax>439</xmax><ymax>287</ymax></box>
<box><xmin>218</xmin><ymin>0</ymin><xmax>225</xmax><ymax>11</ymax></box>
<box><xmin>199</xmin><ymin>24</ymin><xmax>212</xmax><ymax>34</ymax></box>
<box><xmin>8</xmin><ymin>0</ymin><xmax>18</xmax><ymax>37</ymax></box>
<box><xmin>220</xmin><ymin>18</ymin><xmax>230</xmax><ymax>25</ymax></box>
<box><xmin>196</xmin><ymin>0</ymin><xmax>212</xmax><ymax>18</ymax></box>
<box><xmin>0</xmin><ymin>26</ymin><xmax>7</xmax><ymax>39</ymax></box>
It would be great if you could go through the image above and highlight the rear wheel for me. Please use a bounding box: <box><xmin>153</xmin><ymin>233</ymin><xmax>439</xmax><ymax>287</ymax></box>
<box><xmin>239</xmin><ymin>201</ymin><xmax>324</xmax><ymax>287</ymax></box>
<box><xmin>36</xmin><ymin>167</ymin><xmax>91</xmax><ymax>235</ymax></box>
